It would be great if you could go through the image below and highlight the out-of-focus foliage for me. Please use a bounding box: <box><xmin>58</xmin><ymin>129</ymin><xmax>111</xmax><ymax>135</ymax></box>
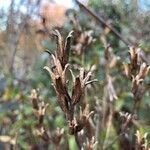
<box><xmin>0</xmin><ymin>0</ymin><xmax>150</xmax><ymax>149</ymax></box>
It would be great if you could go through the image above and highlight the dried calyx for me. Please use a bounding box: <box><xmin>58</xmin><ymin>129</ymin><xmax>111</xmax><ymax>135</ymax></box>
<box><xmin>44</xmin><ymin>30</ymin><xmax>96</xmax><ymax>135</ymax></box>
<box><xmin>82</xmin><ymin>136</ymin><xmax>97</xmax><ymax>150</ymax></box>
<box><xmin>124</xmin><ymin>47</ymin><xmax>150</xmax><ymax>101</ymax></box>
<box><xmin>135</xmin><ymin>130</ymin><xmax>149</xmax><ymax>150</ymax></box>
<box><xmin>71</xmin><ymin>14</ymin><xmax>94</xmax><ymax>55</ymax></box>
<box><xmin>30</xmin><ymin>89</ymin><xmax>64</xmax><ymax>145</ymax></box>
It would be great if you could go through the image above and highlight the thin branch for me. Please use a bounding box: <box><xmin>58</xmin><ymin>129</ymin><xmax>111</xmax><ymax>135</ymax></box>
<box><xmin>75</xmin><ymin>0</ymin><xmax>131</xmax><ymax>46</ymax></box>
<box><xmin>104</xmin><ymin>133</ymin><xmax>125</xmax><ymax>150</ymax></box>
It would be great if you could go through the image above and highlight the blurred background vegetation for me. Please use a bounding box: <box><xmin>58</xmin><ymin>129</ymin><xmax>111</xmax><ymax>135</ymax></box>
<box><xmin>0</xmin><ymin>0</ymin><xmax>150</xmax><ymax>149</ymax></box>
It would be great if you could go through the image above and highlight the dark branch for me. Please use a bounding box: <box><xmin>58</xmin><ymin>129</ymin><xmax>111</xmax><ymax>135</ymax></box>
<box><xmin>75</xmin><ymin>0</ymin><xmax>132</xmax><ymax>47</ymax></box>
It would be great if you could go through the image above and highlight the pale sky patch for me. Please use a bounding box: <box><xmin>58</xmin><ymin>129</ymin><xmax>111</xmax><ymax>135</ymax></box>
<box><xmin>54</xmin><ymin>0</ymin><xmax>74</xmax><ymax>8</ymax></box>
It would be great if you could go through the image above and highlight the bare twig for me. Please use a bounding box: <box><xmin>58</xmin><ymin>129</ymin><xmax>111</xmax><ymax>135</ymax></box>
<box><xmin>104</xmin><ymin>133</ymin><xmax>125</xmax><ymax>150</ymax></box>
<box><xmin>75</xmin><ymin>0</ymin><xmax>131</xmax><ymax>46</ymax></box>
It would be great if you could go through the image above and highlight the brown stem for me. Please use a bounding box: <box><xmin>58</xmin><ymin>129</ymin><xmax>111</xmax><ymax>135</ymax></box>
<box><xmin>133</xmin><ymin>100</ymin><xmax>140</xmax><ymax>118</ymax></box>
<box><xmin>75</xmin><ymin>133</ymin><xmax>82</xmax><ymax>149</ymax></box>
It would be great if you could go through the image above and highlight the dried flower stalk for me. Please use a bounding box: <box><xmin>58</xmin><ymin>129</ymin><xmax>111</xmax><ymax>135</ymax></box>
<box><xmin>44</xmin><ymin>30</ymin><xmax>96</xmax><ymax>148</ymax></box>
<box><xmin>30</xmin><ymin>89</ymin><xmax>64</xmax><ymax>148</ymax></box>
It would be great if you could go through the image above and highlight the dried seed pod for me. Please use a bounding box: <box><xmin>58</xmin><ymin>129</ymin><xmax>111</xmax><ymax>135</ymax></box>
<box><xmin>52</xmin><ymin>128</ymin><xmax>64</xmax><ymax>145</ymax></box>
<box><xmin>76</xmin><ymin>104</ymin><xmax>94</xmax><ymax>132</ymax></box>
<box><xmin>131</xmin><ymin>62</ymin><xmax>149</xmax><ymax>101</ymax></box>
<box><xmin>70</xmin><ymin>67</ymin><xmax>97</xmax><ymax>105</ymax></box>
<box><xmin>124</xmin><ymin>47</ymin><xmax>149</xmax><ymax>103</ymax></box>
<box><xmin>82</xmin><ymin>136</ymin><xmax>97</xmax><ymax>150</ymax></box>
<box><xmin>119</xmin><ymin>112</ymin><xmax>132</xmax><ymax>130</ymax></box>
<box><xmin>72</xmin><ymin>77</ymin><xmax>82</xmax><ymax>105</ymax></box>
<box><xmin>129</xmin><ymin>47</ymin><xmax>141</xmax><ymax>71</ymax></box>
<box><xmin>30</xmin><ymin>89</ymin><xmax>39</xmax><ymax>110</ymax></box>
<box><xmin>106</xmin><ymin>75</ymin><xmax>118</xmax><ymax>102</ymax></box>
<box><xmin>137</xmin><ymin>63</ymin><xmax>150</xmax><ymax>80</ymax></box>
<box><xmin>135</xmin><ymin>130</ymin><xmax>149</xmax><ymax>150</ymax></box>
<box><xmin>37</xmin><ymin>102</ymin><xmax>49</xmax><ymax>125</ymax></box>
<box><xmin>124</xmin><ymin>63</ymin><xmax>132</xmax><ymax>79</ymax></box>
<box><xmin>37</xmin><ymin>126</ymin><xmax>50</xmax><ymax>142</ymax></box>
<box><xmin>105</xmin><ymin>45</ymin><xmax>118</xmax><ymax>68</ymax></box>
<box><xmin>71</xmin><ymin>15</ymin><xmax>94</xmax><ymax>55</ymax></box>
<box><xmin>53</xmin><ymin>30</ymin><xmax>73</xmax><ymax>68</ymax></box>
